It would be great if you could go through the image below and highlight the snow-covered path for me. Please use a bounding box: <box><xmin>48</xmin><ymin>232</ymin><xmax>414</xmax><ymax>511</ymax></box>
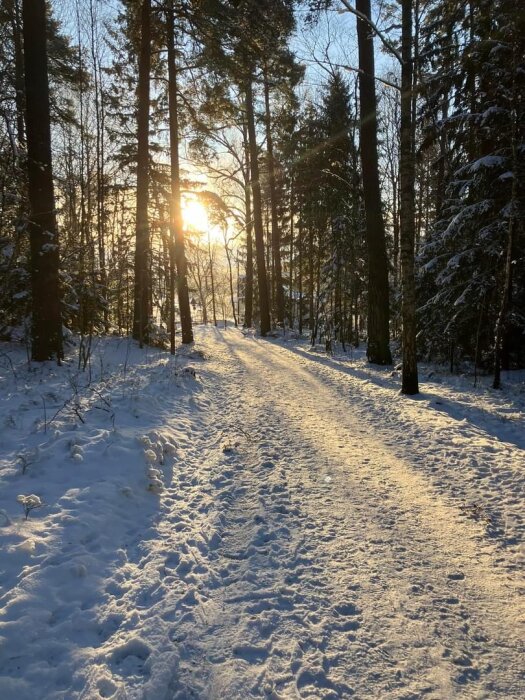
<box><xmin>1</xmin><ymin>327</ymin><xmax>523</xmax><ymax>699</ymax></box>
<box><xmin>164</xmin><ymin>328</ymin><xmax>524</xmax><ymax>699</ymax></box>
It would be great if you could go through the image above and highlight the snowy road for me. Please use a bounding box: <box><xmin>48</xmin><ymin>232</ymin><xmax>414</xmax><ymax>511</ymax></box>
<box><xmin>164</xmin><ymin>328</ymin><xmax>524</xmax><ymax>699</ymax></box>
<box><xmin>1</xmin><ymin>327</ymin><xmax>523</xmax><ymax>700</ymax></box>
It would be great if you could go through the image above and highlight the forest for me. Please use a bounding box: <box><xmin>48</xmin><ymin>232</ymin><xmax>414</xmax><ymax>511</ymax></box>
<box><xmin>1</xmin><ymin>0</ymin><xmax>523</xmax><ymax>392</ymax></box>
<box><xmin>1</xmin><ymin>3</ymin><xmax>525</xmax><ymax>698</ymax></box>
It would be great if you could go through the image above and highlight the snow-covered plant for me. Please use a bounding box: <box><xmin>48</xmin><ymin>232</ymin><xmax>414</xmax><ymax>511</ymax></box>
<box><xmin>17</xmin><ymin>494</ymin><xmax>43</xmax><ymax>519</ymax></box>
<box><xmin>162</xmin><ymin>441</ymin><xmax>176</xmax><ymax>457</ymax></box>
<box><xmin>181</xmin><ymin>366</ymin><xmax>196</xmax><ymax>378</ymax></box>
<box><xmin>16</xmin><ymin>448</ymin><xmax>39</xmax><ymax>474</ymax></box>
<box><xmin>147</xmin><ymin>477</ymin><xmax>163</xmax><ymax>494</ymax></box>
<box><xmin>144</xmin><ymin>449</ymin><xmax>157</xmax><ymax>464</ymax></box>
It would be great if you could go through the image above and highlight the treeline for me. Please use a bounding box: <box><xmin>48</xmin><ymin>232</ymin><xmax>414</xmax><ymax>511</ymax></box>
<box><xmin>0</xmin><ymin>0</ymin><xmax>523</xmax><ymax>392</ymax></box>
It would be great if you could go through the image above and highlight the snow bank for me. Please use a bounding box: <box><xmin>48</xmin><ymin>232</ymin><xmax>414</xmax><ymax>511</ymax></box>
<box><xmin>0</xmin><ymin>336</ymin><xmax>202</xmax><ymax>699</ymax></box>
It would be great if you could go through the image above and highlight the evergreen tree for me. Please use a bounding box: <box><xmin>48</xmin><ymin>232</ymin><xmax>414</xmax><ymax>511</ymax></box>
<box><xmin>419</xmin><ymin>0</ymin><xmax>525</xmax><ymax>378</ymax></box>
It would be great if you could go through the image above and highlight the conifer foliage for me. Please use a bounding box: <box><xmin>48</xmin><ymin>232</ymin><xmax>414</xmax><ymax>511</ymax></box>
<box><xmin>0</xmin><ymin>0</ymin><xmax>522</xmax><ymax>384</ymax></box>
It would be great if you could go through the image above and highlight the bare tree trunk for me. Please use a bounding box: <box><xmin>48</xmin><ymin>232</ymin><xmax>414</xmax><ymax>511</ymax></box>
<box><xmin>245</xmin><ymin>77</ymin><xmax>271</xmax><ymax>336</ymax></box>
<box><xmin>308</xmin><ymin>225</ymin><xmax>314</xmax><ymax>330</ymax></box>
<box><xmin>208</xmin><ymin>233</ymin><xmax>217</xmax><ymax>326</ymax></box>
<box><xmin>494</xmin><ymin>48</ymin><xmax>519</xmax><ymax>389</ymax></box>
<box><xmin>243</xmin><ymin>123</ymin><xmax>254</xmax><ymax>327</ymax></box>
<box><xmin>167</xmin><ymin>4</ymin><xmax>193</xmax><ymax>345</ymax></box>
<box><xmin>22</xmin><ymin>0</ymin><xmax>63</xmax><ymax>361</ymax></box>
<box><xmin>224</xmin><ymin>230</ymin><xmax>238</xmax><ymax>327</ymax></box>
<box><xmin>88</xmin><ymin>0</ymin><xmax>108</xmax><ymax>332</ymax></box>
<box><xmin>356</xmin><ymin>0</ymin><xmax>392</xmax><ymax>364</ymax></box>
<box><xmin>132</xmin><ymin>0</ymin><xmax>151</xmax><ymax>346</ymax></box>
<box><xmin>298</xmin><ymin>220</ymin><xmax>303</xmax><ymax>334</ymax></box>
<box><xmin>289</xmin><ymin>178</ymin><xmax>294</xmax><ymax>327</ymax></box>
<box><xmin>263</xmin><ymin>72</ymin><xmax>285</xmax><ymax>326</ymax></box>
<box><xmin>400</xmin><ymin>0</ymin><xmax>419</xmax><ymax>394</ymax></box>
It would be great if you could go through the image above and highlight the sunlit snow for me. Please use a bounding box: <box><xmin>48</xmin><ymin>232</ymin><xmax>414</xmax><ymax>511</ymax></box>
<box><xmin>0</xmin><ymin>327</ymin><xmax>523</xmax><ymax>699</ymax></box>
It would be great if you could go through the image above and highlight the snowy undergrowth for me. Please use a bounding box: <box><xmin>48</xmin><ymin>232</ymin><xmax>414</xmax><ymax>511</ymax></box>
<box><xmin>0</xmin><ymin>336</ymin><xmax>204</xmax><ymax>699</ymax></box>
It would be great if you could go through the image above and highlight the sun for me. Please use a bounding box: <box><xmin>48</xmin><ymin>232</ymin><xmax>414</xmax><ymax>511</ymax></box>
<box><xmin>181</xmin><ymin>198</ymin><xmax>208</xmax><ymax>232</ymax></box>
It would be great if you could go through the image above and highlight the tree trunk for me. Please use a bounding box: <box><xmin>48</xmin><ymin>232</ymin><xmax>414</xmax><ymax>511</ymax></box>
<box><xmin>263</xmin><ymin>72</ymin><xmax>285</xmax><ymax>326</ymax></box>
<box><xmin>493</xmin><ymin>47</ymin><xmax>519</xmax><ymax>389</ymax></box>
<box><xmin>224</xmin><ymin>232</ymin><xmax>238</xmax><ymax>327</ymax></box>
<box><xmin>400</xmin><ymin>0</ymin><xmax>419</xmax><ymax>393</ymax></box>
<box><xmin>167</xmin><ymin>4</ymin><xmax>193</xmax><ymax>345</ymax></box>
<box><xmin>243</xmin><ymin>123</ymin><xmax>254</xmax><ymax>327</ymax></box>
<box><xmin>308</xmin><ymin>225</ymin><xmax>314</xmax><ymax>330</ymax></box>
<box><xmin>22</xmin><ymin>0</ymin><xmax>62</xmax><ymax>361</ymax></box>
<box><xmin>132</xmin><ymin>0</ymin><xmax>151</xmax><ymax>346</ymax></box>
<box><xmin>298</xmin><ymin>220</ymin><xmax>303</xmax><ymax>334</ymax></box>
<box><xmin>208</xmin><ymin>233</ymin><xmax>217</xmax><ymax>326</ymax></box>
<box><xmin>356</xmin><ymin>0</ymin><xmax>392</xmax><ymax>364</ymax></box>
<box><xmin>289</xmin><ymin>177</ymin><xmax>294</xmax><ymax>327</ymax></box>
<box><xmin>245</xmin><ymin>77</ymin><xmax>271</xmax><ymax>336</ymax></box>
<box><xmin>493</xmin><ymin>213</ymin><xmax>515</xmax><ymax>389</ymax></box>
<box><xmin>88</xmin><ymin>0</ymin><xmax>108</xmax><ymax>332</ymax></box>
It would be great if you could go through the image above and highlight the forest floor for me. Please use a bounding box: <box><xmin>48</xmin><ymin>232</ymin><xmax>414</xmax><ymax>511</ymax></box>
<box><xmin>0</xmin><ymin>326</ymin><xmax>524</xmax><ymax>700</ymax></box>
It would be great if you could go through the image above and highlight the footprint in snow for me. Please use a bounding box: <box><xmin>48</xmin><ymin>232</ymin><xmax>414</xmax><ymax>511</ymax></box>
<box><xmin>109</xmin><ymin>638</ymin><xmax>151</xmax><ymax>678</ymax></box>
<box><xmin>232</xmin><ymin>644</ymin><xmax>269</xmax><ymax>664</ymax></box>
<box><xmin>333</xmin><ymin>602</ymin><xmax>360</xmax><ymax>617</ymax></box>
<box><xmin>97</xmin><ymin>678</ymin><xmax>118</xmax><ymax>698</ymax></box>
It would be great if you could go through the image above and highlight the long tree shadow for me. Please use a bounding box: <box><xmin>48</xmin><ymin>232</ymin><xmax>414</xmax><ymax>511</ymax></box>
<box><xmin>254</xmin><ymin>334</ymin><xmax>525</xmax><ymax>453</ymax></box>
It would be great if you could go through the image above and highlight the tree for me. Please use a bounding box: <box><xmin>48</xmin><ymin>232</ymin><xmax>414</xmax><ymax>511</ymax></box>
<box><xmin>399</xmin><ymin>0</ymin><xmax>419</xmax><ymax>393</ymax></box>
<box><xmin>245</xmin><ymin>76</ymin><xmax>271</xmax><ymax>335</ymax></box>
<box><xmin>355</xmin><ymin>0</ymin><xmax>392</xmax><ymax>364</ymax></box>
<box><xmin>132</xmin><ymin>0</ymin><xmax>151</xmax><ymax>346</ymax></box>
<box><xmin>263</xmin><ymin>69</ymin><xmax>286</xmax><ymax>327</ymax></box>
<box><xmin>22</xmin><ymin>0</ymin><xmax>62</xmax><ymax>361</ymax></box>
<box><xmin>419</xmin><ymin>0</ymin><xmax>525</xmax><ymax>377</ymax></box>
<box><xmin>243</xmin><ymin>123</ymin><xmax>254</xmax><ymax>327</ymax></box>
<box><xmin>166</xmin><ymin>2</ymin><xmax>193</xmax><ymax>346</ymax></box>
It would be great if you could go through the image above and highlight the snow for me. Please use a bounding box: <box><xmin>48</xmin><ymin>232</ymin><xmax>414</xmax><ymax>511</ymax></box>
<box><xmin>0</xmin><ymin>327</ymin><xmax>524</xmax><ymax>699</ymax></box>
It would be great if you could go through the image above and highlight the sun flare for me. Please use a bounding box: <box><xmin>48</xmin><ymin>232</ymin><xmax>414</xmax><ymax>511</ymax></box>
<box><xmin>181</xmin><ymin>198</ymin><xmax>208</xmax><ymax>232</ymax></box>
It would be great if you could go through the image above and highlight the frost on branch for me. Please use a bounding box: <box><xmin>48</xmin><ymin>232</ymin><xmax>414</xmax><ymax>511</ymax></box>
<box><xmin>17</xmin><ymin>494</ymin><xmax>43</xmax><ymax>519</ymax></box>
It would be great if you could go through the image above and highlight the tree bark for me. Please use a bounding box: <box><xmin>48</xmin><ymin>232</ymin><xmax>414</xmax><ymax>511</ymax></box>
<box><xmin>356</xmin><ymin>0</ymin><xmax>392</xmax><ymax>364</ymax></box>
<box><xmin>167</xmin><ymin>4</ymin><xmax>193</xmax><ymax>345</ymax></box>
<box><xmin>132</xmin><ymin>0</ymin><xmax>151</xmax><ymax>346</ymax></box>
<box><xmin>88</xmin><ymin>0</ymin><xmax>108</xmax><ymax>332</ymax></box>
<box><xmin>298</xmin><ymin>220</ymin><xmax>303</xmax><ymax>334</ymax></box>
<box><xmin>493</xmin><ymin>45</ymin><xmax>519</xmax><ymax>389</ymax></box>
<box><xmin>243</xmin><ymin>123</ymin><xmax>254</xmax><ymax>327</ymax></box>
<box><xmin>400</xmin><ymin>0</ymin><xmax>419</xmax><ymax>393</ymax></box>
<box><xmin>245</xmin><ymin>77</ymin><xmax>271</xmax><ymax>336</ymax></box>
<box><xmin>224</xmin><ymin>231</ymin><xmax>238</xmax><ymax>327</ymax></box>
<box><xmin>22</xmin><ymin>0</ymin><xmax>63</xmax><ymax>361</ymax></box>
<box><xmin>208</xmin><ymin>233</ymin><xmax>217</xmax><ymax>326</ymax></box>
<box><xmin>289</xmin><ymin>178</ymin><xmax>294</xmax><ymax>327</ymax></box>
<box><xmin>263</xmin><ymin>72</ymin><xmax>285</xmax><ymax>326</ymax></box>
